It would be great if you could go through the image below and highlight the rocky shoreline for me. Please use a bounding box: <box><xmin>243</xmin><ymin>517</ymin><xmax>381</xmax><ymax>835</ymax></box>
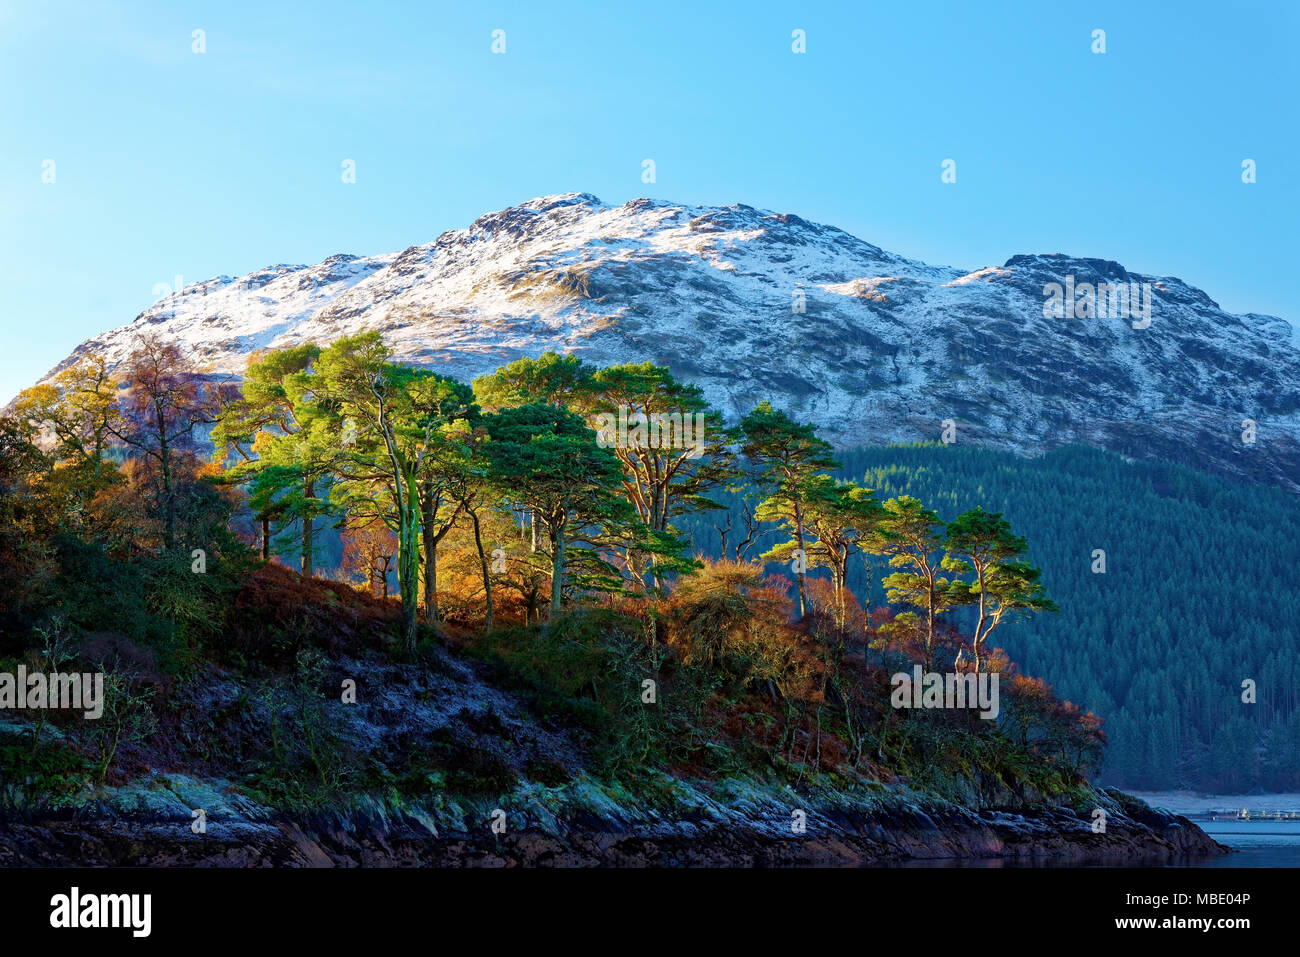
<box><xmin>0</xmin><ymin>781</ymin><xmax>1228</xmax><ymax>867</ymax></box>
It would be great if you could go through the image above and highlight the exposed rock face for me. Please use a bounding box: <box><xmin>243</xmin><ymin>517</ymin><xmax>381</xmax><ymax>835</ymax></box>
<box><xmin>0</xmin><ymin>619</ymin><xmax>1228</xmax><ymax>869</ymax></box>
<box><xmin>0</xmin><ymin>788</ymin><xmax>1226</xmax><ymax>867</ymax></box>
<box><xmin>40</xmin><ymin>193</ymin><xmax>1300</xmax><ymax>491</ymax></box>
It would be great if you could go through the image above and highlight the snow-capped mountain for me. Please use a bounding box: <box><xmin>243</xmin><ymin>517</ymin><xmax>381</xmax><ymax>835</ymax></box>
<box><xmin>43</xmin><ymin>192</ymin><xmax>1300</xmax><ymax>491</ymax></box>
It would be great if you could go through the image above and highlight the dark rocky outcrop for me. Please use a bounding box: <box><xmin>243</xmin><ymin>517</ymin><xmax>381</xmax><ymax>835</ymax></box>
<box><xmin>0</xmin><ymin>782</ymin><xmax>1226</xmax><ymax>868</ymax></box>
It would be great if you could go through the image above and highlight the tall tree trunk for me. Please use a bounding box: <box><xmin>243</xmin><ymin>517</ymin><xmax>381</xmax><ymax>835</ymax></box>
<box><xmin>301</xmin><ymin>480</ymin><xmax>314</xmax><ymax>578</ymax></box>
<box><xmin>792</xmin><ymin>497</ymin><xmax>808</xmax><ymax>618</ymax></box>
<box><xmin>261</xmin><ymin>516</ymin><xmax>270</xmax><ymax>561</ymax></box>
<box><xmin>925</xmin><ymin>572</ymin><xmax>937</xmax><ymax>670</ymax></box>
<box><xmin>421</xmin><ymin>494</ymin><xmax>465</xmax><ymax>626</ymax></box>
<box><xmin>471</xmin><ymin>507</ymin><xmax>493</xmax><ymax>634</ymax></box>
<box><xmin>398</xmin><ymin>484</ymin><xmax>421</xmax><ymax>658</ymax></box>
<box><xmin>646</xmin><ymin>483</ymin><xmax>668</xmax><ymax>592</ymax></box>
<box><xmin>549</xmin><ymin>513</ymin><xmax>566</xmax><ymax>618</ymax></box>
<box><xmin>833</xmin><ymin>562</ymin><xmax>846</xmax><ymax>632</ymax></box>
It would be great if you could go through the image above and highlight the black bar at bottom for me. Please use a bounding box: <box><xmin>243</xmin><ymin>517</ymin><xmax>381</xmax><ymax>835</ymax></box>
<box><xmin>0</xmin><ymin>865</ymin><xmax>1278</xmax><ymax>944</ymax></box>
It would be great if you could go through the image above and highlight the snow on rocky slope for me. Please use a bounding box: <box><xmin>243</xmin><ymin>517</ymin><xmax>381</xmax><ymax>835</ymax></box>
<box><xmin>42</xmin><ymin>192</ymin><xmax>1300</xmax><ymax>491</ymax></box>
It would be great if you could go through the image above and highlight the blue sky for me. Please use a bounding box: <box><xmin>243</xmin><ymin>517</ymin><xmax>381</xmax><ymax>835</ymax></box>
<box><xmin>2</xmin><ymin>0</ymin><xmax>1295</xmax><ymax>403</ymax></box>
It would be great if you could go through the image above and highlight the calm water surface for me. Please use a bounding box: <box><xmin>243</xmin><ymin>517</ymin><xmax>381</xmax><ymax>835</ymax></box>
<box><xmin>1176</xmin><ymin>820</ymin><xmax>1300</xmax><ymax>868</ymax></box>
<box><xmin>879</xmin><ymin>809</ymin><xmax>1300</xmax><ymax>867</ymax></box>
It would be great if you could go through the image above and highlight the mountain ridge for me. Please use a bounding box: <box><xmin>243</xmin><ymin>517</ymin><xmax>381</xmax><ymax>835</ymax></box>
<box><xmin>40</xmin><ymin>191</ymin><xmax>1300</xmax><ymax>492</ymax></box>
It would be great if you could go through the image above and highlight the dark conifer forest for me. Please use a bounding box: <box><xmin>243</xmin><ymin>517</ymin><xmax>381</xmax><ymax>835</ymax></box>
<box><xmin>685</xmin><ymin>443</ymin><xmax>1300</xmax><ymax>792</ymax></box>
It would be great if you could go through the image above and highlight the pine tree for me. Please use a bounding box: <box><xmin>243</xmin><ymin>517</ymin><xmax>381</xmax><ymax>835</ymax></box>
<box><xmin>212</xmin><ymin>344</ymin><xmax>334</xmax><ymax>575</ymax></box>
<box><xmin>943</xmin><ymin>506</ymin><xmax>1058</xmax><ymax>673</ymax></box>
<box><xmin>483</xmin><ymin>403</ymin><xmax>628</xmax><ymax>617</ymax></box>
<box><xmin>311</xmin><ymin>332</ymin><xmax>474</xmax><ymax>655</ymax></box>
<box><xmin>868</xmin><ymin>496</ymin><xmax>950</xmax><ymax>667</ymax></box>
<box><xmin>581</xmin><ymin>362</ymin><xmax>737</xmax><ymax>590</ymax></box>
<box><xmin>740</xmin><ymin>401</ymin><xmax>839</xmax><ymax>617</ymax></box>
<box><xmin>761</xmin><ymin>475</ymin><xmax>881</xmax><ymax>631</ymax></box>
